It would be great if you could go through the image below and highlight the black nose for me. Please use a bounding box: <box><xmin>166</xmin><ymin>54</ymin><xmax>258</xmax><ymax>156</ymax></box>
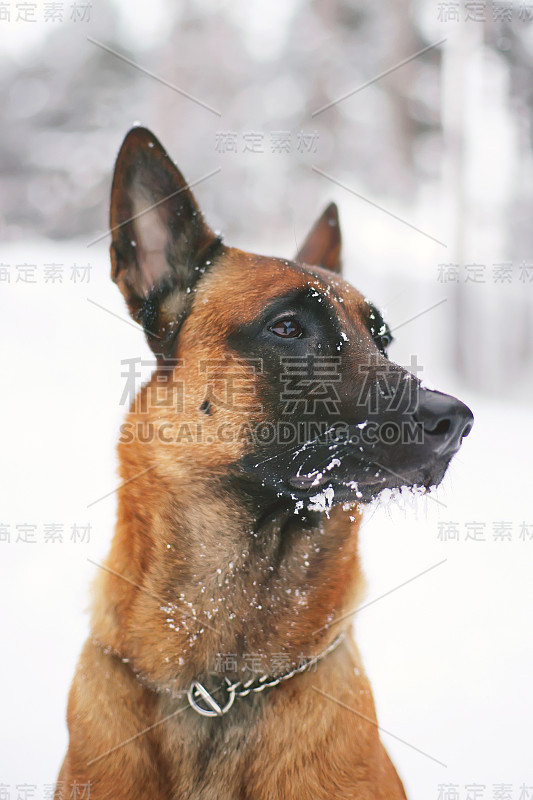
<box><xmin>414</xmin><ymin>389</ymin><xmax>473</xmax><ymax>455</ymax></box>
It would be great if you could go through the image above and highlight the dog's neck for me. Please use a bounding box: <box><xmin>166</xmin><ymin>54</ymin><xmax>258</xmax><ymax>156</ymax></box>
<box><xmin>91</xmin><ymin>460</ymin><xmax>364</xmax><ymax>695</ymax></box>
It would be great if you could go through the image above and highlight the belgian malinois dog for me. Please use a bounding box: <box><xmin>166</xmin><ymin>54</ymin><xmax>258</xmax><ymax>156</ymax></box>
<box><xmin>56</xmin><ymin>127</ymin><xmax>473</xmax><ymax>799</ymax></box>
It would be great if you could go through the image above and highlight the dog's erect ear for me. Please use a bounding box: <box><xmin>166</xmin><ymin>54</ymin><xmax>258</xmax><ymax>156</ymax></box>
<box><xmin>110</xmin><ymin>126</ymin><xmax>221</xmax><ymax>356</ymax></box>
<box><xmin>295</xmin><ymin>202</ymin><xmax>342</xmax><ymax>275</ymax></box>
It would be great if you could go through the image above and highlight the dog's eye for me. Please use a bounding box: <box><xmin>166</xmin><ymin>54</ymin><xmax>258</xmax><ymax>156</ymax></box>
<box><xmin>269</xmin><ymin>318</ymin><xmax>303</xmax><ymax>338</ymax></box>
<box><xmin>368</xmin><ymin>307</ymin><xmax>393</xmax><ymax>355</ymax></box>
<box><xmin>377</xmin><ymin>330</ymin><xmax>393</xmax><ymax>351</ymax></box>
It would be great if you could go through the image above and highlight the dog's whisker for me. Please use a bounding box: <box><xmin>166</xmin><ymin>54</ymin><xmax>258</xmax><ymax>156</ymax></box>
<box><xmin>250</xmin><ymin>425</ymin><xmax>338</xmax><ymax>469</ymax></box>
<box><xmin>372</xmin><ymin>461</ymin><xmax>448</xmax><ymax>509</ymax></box>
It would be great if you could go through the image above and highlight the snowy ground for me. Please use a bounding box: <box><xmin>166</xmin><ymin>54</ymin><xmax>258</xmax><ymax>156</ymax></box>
<box><xmin>1</xmin><ymin>240</ymin><xmax>531</xmax><ymax>799</ymax></box>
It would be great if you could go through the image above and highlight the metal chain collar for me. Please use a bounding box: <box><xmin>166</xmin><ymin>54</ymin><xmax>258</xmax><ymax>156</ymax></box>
<box><xmin>187</xmin><ymin>633</ymin><xmax>345</xmax><ymax>717</ymax></box>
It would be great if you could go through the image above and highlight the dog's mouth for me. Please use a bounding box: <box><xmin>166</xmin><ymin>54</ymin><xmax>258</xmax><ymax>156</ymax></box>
<box><xmin>238</xmin><ymin>390</ymin><xmax>473</xmax><ymax>509</ymax></box>
<box><xmin>285</xmin><ymin>453</ymin><xmax>453</xmax><ymax>505</ymax></box>
<box><xmin>239</xmin><ymin>426</ymin><xmax>469</xmax><ymax>507</ymax></box>
<box><xmin>238</xmin><ymin>451</ymin><xmax>455</xmax><ymax>508</ymax></box>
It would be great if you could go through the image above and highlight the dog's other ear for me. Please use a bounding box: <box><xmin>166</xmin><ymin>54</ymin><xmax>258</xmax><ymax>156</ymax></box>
<box><xmin>110</xmin><ymin>126</ymin><xmax>221</xmax><ymax>356</ymax></box>
<box><xmin>295</xmin><ymin>202</ymin><xmax>342</xmax><ymax>275</ymax></box>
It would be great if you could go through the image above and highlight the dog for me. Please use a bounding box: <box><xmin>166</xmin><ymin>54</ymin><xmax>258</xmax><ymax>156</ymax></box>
<box><xmin>56</xmin><ymin>126</ymin><xmax>473</xmax><ymax>799</ymax></box>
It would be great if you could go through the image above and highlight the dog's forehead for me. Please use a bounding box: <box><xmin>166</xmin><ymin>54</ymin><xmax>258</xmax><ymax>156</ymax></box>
<box><xmin>193</xmin><ymin>248</ymin><xmax>369</xmax><ymax>327</ymax></box>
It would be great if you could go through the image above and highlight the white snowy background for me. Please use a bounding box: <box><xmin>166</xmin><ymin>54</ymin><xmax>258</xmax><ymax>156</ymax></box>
<box><xmin>1</xmin><ymin>1</ymin><xmax>532</xmax><ymax>798</ymax></box>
